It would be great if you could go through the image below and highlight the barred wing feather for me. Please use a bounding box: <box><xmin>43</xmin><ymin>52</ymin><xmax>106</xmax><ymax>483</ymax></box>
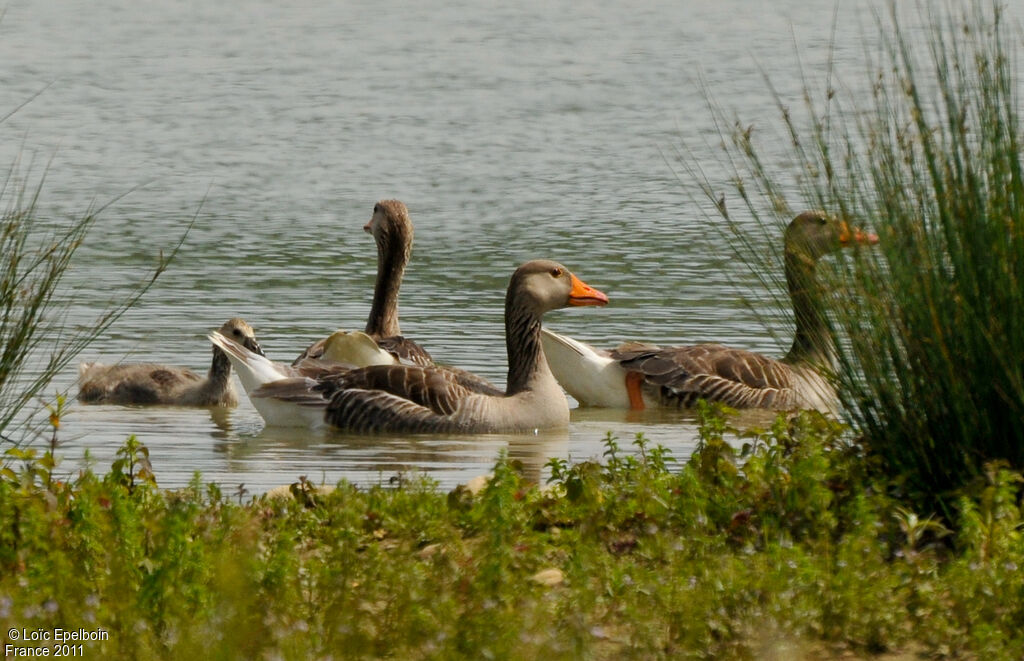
<box><xmin>611</xmin><ymin>343</ymin><xmax>802</xmax><ymax>409</ymax></box>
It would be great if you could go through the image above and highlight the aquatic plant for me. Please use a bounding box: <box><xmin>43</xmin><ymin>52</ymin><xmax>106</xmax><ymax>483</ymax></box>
<box><xmin>691</xmin><ymin>1</ymin><xmax>1024</xmax><ymax>513</ymax></box>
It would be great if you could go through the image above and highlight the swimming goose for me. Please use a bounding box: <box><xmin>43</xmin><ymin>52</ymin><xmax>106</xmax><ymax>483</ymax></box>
<box><xmin>540</xmin><ymin>211</ymin><xmax>879</xmax><ymax>413</ymax></box>
<box><xmin>295</xmin><ymin>200</ymin><xmax>432</xmax><ymax>367</ymax></box>
<box><xmin>214</xmin><ymin>260</ymin><xmax>608</xmax><ymax>432</ymax></box>
<box><xmin>211</xmin><ymin>326</ymin><xmax>506</xmax><ymax>426</ymax></box>
<box><xmin>78</xmin><ymin>318</ymin><xmax>265</xmax><ymax>407</ymax></box>
<box><xmin>208</xmin><ymin>331</ymin><xmax>352</xmax><ymax>426</ymax></box>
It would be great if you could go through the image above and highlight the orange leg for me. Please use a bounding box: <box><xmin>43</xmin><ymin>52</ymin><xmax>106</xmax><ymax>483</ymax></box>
<box><xmin>625</xmin><ymin>371</ymin><xmax>646</xmax><ymax>410</ymax></box>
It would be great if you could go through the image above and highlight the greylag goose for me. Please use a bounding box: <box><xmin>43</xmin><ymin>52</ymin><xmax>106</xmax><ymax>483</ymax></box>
<box><xmin>78</xmin><ymin>318</ymin><xmax>265</xmax><ymax>407</ymax></box>
<box><xmin>540</xmin><ymin>211</ymin><xmax>878</xmax><ymax>413</ymax></box>
<box><xmin>295</xmin><ymin>200</ymin><xmax>432</xmax><ymax>367</ymax></box>
<box><xmin>213</xmin><ymin>260</ymin><xmax>608</xmax><ymax>432</ymax></box>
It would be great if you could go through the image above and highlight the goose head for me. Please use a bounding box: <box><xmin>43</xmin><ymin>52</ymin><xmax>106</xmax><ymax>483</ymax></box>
<box><xmin>784</xmin><ymin>210</ymin><xmax>879</xmax><ymax>262</ymax></box>
<box><xmin>781</xmin><ymin>211</ymin><xmax>879</xmax><ymax>368</ymax></box>
<box><xmin>363</xmin><ymin>199</ymin><xmax>413</xmax><ymax>258</ymax></box>
<box><xmin>216</xmin><ymin>318</ymin><xmax>265</xmax><ymax>357</ymax></box>
<box><xmin>507</xmin><ymin>259</ymin><xmax>609</xmax><ymax>315</ymax></box>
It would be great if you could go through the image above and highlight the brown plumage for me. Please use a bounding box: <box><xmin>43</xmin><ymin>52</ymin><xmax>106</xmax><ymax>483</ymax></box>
<box><xmin>246</xmin><ymin>260</ymin><xmax>608</xmax><ymax>433</ymax></box>
<box><xmin>317</xmin><ymin>367</ymin><xmax>485</xmax><ymax>433</ymax></box>
<box><xmin>541</xmin><ymin>211</ymin><xmax>879</xmax><ymax>413</ymax></box>
<box><xmin>609</xmin><ymin>342</ymin><xmax>815</xmax><ymax>410</ymax></box>
<box><xmin>295</xmin><ymin>200</ymin><xmax>432</xmax><ymax>367</ymax></box>
<box><xmin>78</xmin><ymin>318</ymin><xmax>265</xmax><ymax>407</ymax></box>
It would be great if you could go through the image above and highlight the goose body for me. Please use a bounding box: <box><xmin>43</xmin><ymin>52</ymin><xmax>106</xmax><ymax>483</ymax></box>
<box><xmin>538</xmin><ymin>330</ymin><xmax>641</xmax><ymax>408</ymax></box>
<box><xmin>207</xmin><ymin>338</ymin><xmax>330</xmax><ymax>427</ymax></box>
<box><xmin>295</xmin><ymin>200</ymin><xmax>432</xmax><ymax>367</ymax></box>
<box><xmin>541</xmin><ymin>211</ymin><xmax>878</xmax><ymax>414</ymax></box>
<box><xmin>216</xmin><ymin>260</ymin><xmax>608</xmax><ymax>432</ymax></box>
<box><xmin>210</xmin><ymin>331</ymin><xmax>378</xmax><ymax>425</ymax></box>
<box><xmin>78</xmin><ymin>318</ymin><xmax>264</xmax><ymax>407</ymax></box>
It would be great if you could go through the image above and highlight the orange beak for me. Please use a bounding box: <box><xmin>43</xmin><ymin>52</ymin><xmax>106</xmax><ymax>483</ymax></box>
<box><xmin>567</xmin><ymin>273</ymin><xmax>609</xmax><ymax>306</ymax></box>
<box><xmin>838</xmin><ymin>221</ymin><xmax>879</xmax><ymax>246</ymax></box>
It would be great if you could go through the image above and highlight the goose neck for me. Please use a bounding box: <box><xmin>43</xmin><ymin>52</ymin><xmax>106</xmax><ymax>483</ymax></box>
<box><xmin>365</xmin><ymin>235</ymin><xmax>409</xmax><ymax>338</ymax></box>
<box><xmin>208</xmin><ymin>347</ymin><xmax>232</xmax><ymax>388</ymax></box>
<box><xmin>782</xmin><ymin>251</ymin><xmax>834</xmax><ymax>368</ymax></box>
<box><xmin>503</xmin><ymin>297</ymin><xmax>548</xmax><ymax>396</ymax></box>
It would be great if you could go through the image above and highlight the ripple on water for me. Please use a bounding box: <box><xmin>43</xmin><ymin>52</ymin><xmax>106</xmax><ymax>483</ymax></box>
<box><xmin>0</xmin><ymin>0</ymin><xmax>894</xmax><ymax>492</ymax></box>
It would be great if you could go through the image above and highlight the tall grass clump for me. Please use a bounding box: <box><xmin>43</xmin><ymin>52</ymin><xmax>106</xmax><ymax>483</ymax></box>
<box><xmin>0</xmin><ymin>162</ymin><xmax>176</xmax><ymax>446</ymax></box>
<box><xmin>692</xmin><ymin>2</ymin><xmax>1024</xmax><ymax>513</ymax></box>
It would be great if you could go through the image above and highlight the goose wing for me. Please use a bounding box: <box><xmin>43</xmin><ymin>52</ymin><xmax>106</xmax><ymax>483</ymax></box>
<box><xmin>323</xmin><ymin>388</ymin><xmax>471</xmax><ymax>434</ymax></box>
<box><xmin>433</xmin><ymin>364</ymin><xmax>504</xmax><ymax>395</ymax></box>
<box><xmin>316</xmin><ymin>364</ymin><xmax>479</xmax><ymax>417</ymax></box>
<box><xmin>292</xmin><ymin>338</ymin><xmax>326</xmax><ymax>366</ymax></box>
<box><xmin>611</xmin><ymin>343</ymin><xmax>799</xmax><ymax>409</ymax></box>
<box><xmin>288</xmin><ymin>358</ymin><xmax>355</xmax><ymax>380</ymax></box>
<box><xmin>249</xmin><ymin>377</ymin><xmax>328</xmax><ymax>406</ymax></box>
<box><xmin>374</xmin><ymin>335</ymin><xmax>434</xmax><ymax>366</ymax></box>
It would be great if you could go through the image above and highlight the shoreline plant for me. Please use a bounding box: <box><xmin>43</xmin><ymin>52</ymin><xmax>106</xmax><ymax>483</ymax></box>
<box><xmin>2</xmin><ymin>409</ymin><xmax>1022</xmax><ymax>659</ymax></box>
<box><xmin>688</xmin><ymin>1</ymin><xmax>1024</xmax><ymax>514</ymax></box>
<box><xmin>0</xmin><ymin>143</ymin><xmax>188</xmax><ymax>451</ymax></box>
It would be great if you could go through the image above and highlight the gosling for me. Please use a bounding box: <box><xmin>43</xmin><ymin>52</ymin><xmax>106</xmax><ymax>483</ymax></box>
<box><xmin>78</xmin><ymin>318</ymin><xmax>264</xmax><ymax>407</ymax></box>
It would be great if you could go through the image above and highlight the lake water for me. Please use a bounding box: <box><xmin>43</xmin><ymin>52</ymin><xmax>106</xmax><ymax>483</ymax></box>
<box><xmin>0</xmin><ymin>0</ymin><xmax>929</xmax><ymax>492</ymax></box>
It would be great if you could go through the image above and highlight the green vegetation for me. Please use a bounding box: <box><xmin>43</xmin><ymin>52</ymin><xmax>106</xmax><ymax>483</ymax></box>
<box><xmin>0</xmin><ymin>170</ymin><xmax>177</xmax><ymax>447</ymax></box>
<box><xmin>2</xmin><ymin>409</ymin><xmax>1023</xmax><ymax>660</ymax></box>
<box><xmin>693</xmin><ymin>2</ymin><xmax>1024</xmax><ymax>512</ymax></box>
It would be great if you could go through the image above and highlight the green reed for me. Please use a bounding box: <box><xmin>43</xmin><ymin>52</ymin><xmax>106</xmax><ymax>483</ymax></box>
<box><xmin>691</xmin><ymin>2</ymin><xmax>1024</xmax><ymax>513</ymax></box>
<box><xmin>0</xmin><ymin>168</ymin><xmax>180</xmax><ymax>445</ymax></box>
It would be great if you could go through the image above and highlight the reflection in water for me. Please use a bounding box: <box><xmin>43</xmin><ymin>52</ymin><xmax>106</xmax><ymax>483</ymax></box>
<box><xmin>569</xmin><ymin>406</ymin><xmax>699</xmax><ymax>428</ymax></box>
<box><xmin>571</xmin><ymin>406</ymin><xmax>785</xmax><ymax>433</ymax></box>
<box><xmin>57</xmin><ymin>394</ymin><xmax>762</xmax><ymax>494</ymax></box>
<box><xmin>207</xmin><ymin>406</ymin><xmax>235</xmax><ymax>434</ymax></box>
<box><xmin>209</xmin><ymin>415</ymin><xmax>570</xmax><ymax>490</ymax></box>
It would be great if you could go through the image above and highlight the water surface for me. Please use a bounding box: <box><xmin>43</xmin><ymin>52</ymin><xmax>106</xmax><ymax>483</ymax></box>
<box><xmin>0</xmin><ymin>0</ymin><xmax>913</xmax><ymax>491</ymax></box>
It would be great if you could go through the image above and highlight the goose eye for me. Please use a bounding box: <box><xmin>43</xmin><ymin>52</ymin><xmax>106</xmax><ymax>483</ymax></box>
<box><xmin>817</xmin><ymin>215</ymin><xmax>828</xmax><ymax>225</ymax></box>
<box><xmin>232</xmin><ymin>328</ymin><xmax>242</xmax><ymax>337</ymax></box>
<box><xmin>550</xmin><ymin>267</ymin><xmax>563</xmax><ymax>278</ymax></box>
